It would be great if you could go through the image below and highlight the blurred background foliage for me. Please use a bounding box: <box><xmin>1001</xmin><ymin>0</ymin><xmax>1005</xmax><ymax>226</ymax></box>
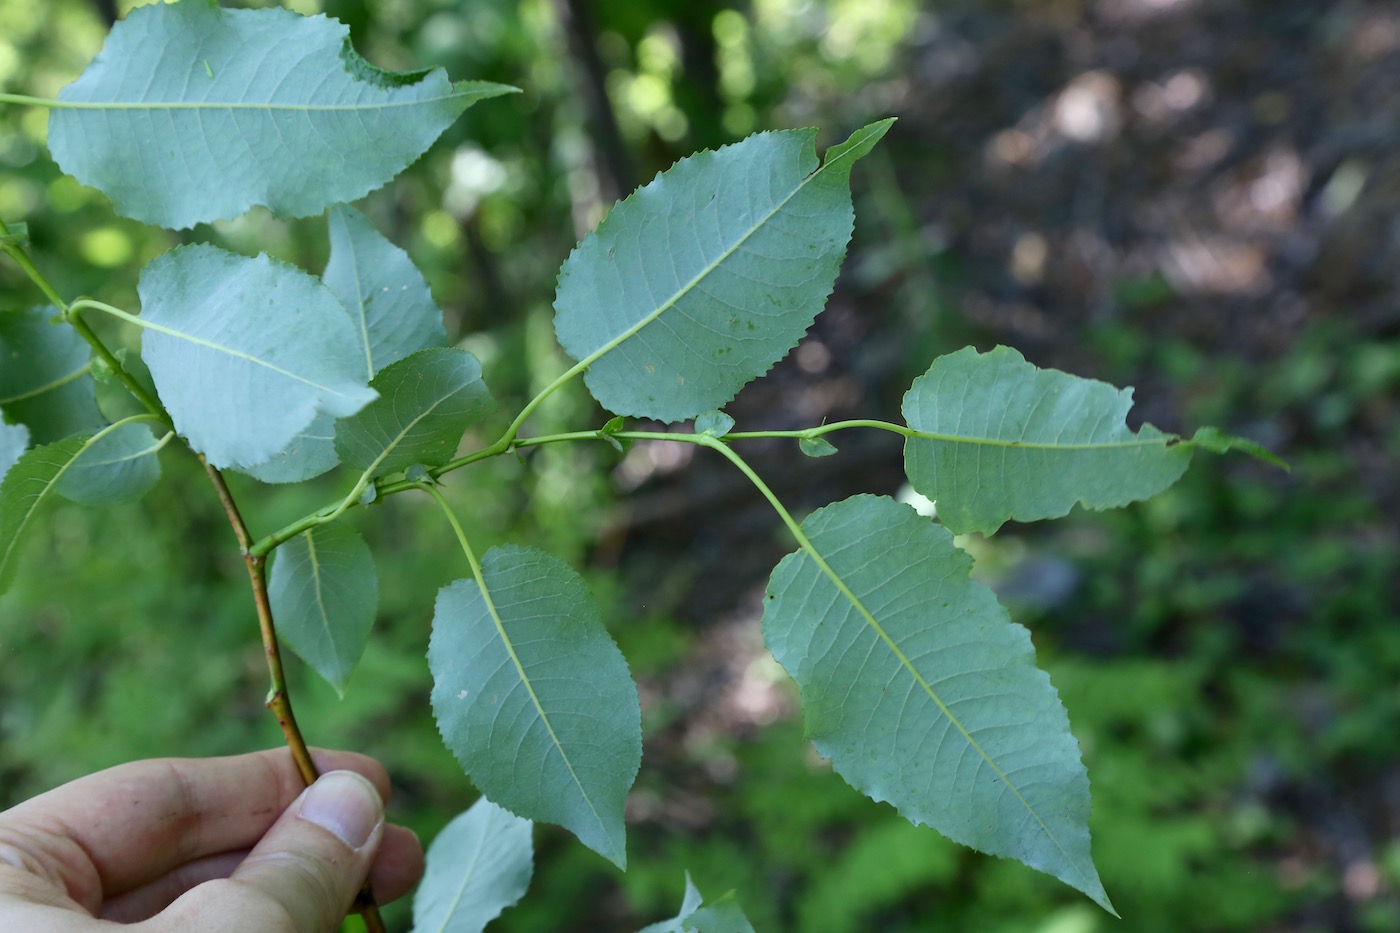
<box><xmin>2</xmin><ymin>0</ymin><xmax>1399</xmax><ymax>930</ymax></box>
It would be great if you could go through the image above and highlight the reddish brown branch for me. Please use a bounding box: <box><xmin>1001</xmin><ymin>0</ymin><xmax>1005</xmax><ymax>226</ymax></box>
<box><xmin>199</xmin><ymin>456</ymin><xmax>384</xmax><ymax>932</ymax></box>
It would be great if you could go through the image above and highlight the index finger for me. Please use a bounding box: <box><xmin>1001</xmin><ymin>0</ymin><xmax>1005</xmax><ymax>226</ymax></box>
<box><xmin>0</xmin><ymin>747</ymin><xmax>389</xmax><ymax>911</ymax></box>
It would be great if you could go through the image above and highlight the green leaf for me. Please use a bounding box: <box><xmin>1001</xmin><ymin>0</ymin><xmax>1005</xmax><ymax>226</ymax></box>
<box><xmin>600</xmin><ymin>416</ymin><xmax>629</xmax><ymax>452</ymax></box>
<box><xmin>799</xmin><ymin>435</ymin><xmax>838</xmax><ymax>458</ymax></box>
<box><xmin>1188</xmin><ymin>425</ymin><xmax>1289</xmax><ymax>470</ymax></box>
<box><xmin>241</xmin><ymin>412</ymin><xmax>340</xmax><ymax>485</ymax></box>
<box><xmin>0</xmin><ymin>435</ymin><xmax>87</xmax><ymax>593</ymax></box>
<box><xmin>411</xmin><ymin>796</ymin><xmax>533</xmax><ymax>933</ymax></box>
<box><xmin>48</xmin><ymin>1</ymin><xmax>516</xmax><ymax>228</ymax></box>
<box><xmin>267</xmin><ymin>523</ymin><xmax>378</xmax><ymax>696</ymax></box>
<box><xmin>137</xmin><ymin>245</ymin><xmax>376</xmax><ymax>471</ymax></box>
<box><xmin>335</xmin><ymin>348</ymin><xmax>494</xmax><ymax>477</ymax></box>
<box><xmin>55</xmin><ymin>421</ymin><xmax>163</xmax><ymax>505</ymax></box>
<box><xmin>695</xmin><ymin>411</ymin><xmax>734</xmax><ymax>438</ymax></box>
<box><xmin>0</xmin><ymin>307</ymin><xmax>103</xmax><ymax>444</ymax></box>
<box><xmin>325</xmin><ymin>204</ymin><xmax>449</xmax><ymax>379</ymax></box>
<box><xmin>554</xmin><ymin>119</ymin><xmax>894</xmax><ymax>422</ymax></box>
<box><xmin>638</xmin><ymin>875</ymin><xmax>755</xmax><ymax>933</ymax></box>
<box><xmin>429</xmin><ymin>545</ymin><xmax>641</xmax><ymax>868</ymax></box>
<box><xmin>241</xmin><ymin>199</ymin><xmax>446</xmax><ymax>486</ymax></box>
<box><xmin>0</xmin><ymin>222</ymin><xmax>28</xmax><ymax>246</ymax></box>
<box><xmin>683</xmin><ymin>895</ymin><xmax>756</xmax><ymax>933</ymax></box>
<box><xmin>763</xmin><ymin>495</ymin><xmax>1112</xmax><ymax>912</ymax></box>
<box><xmin>901</xmin><ymin>345</ymin><xmax>1193</xmax><ymax>535</ymax></box>
<box><xmin>0</xmin><ymin>422</ymin><xmax>28</xmax><ymax>485</ymax></box>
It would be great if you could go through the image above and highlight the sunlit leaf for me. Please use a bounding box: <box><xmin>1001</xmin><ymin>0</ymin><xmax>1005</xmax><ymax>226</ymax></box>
<box><xmin>429</xmin><ymin>545</ymin><xmax>641</xmax><ymax>868</ymax></box>
<box><xmin>0</xmin><ymin>307</ymin><xmax>103</xmax><ymax>444</ymax></box>
<box><xmin>554</xmin><ymin>120</ymin><xmax>893</xmax><ymax>422</ymax></box>
<box><xmin>54</xmin><ymin>420</ymin><xmax>163</xmax><ymax>505</ymax></box>
<box><xmin>137</xmin><ymin>245</ymin><xmax>376</xmax><ymax>471</ymax></box>
<box><xmin>0</xmin><ymin>435</ymin><xmax>87</xmax><ymax>593</ymax></box>
<box><xmin>901</xmin><ymin>345</ymin><xmax>1193</xmax><ymax>535</ymax></box>
<box><xmin>325</xmin><ymin>204</ymin><xmax>449</xmax><ymax>379</ymax></box>
<box><xmin>638</xmin><ymin>874</ymin><xmax>755</xmax><ymax>933</ymax></box>
<box><xmin>335</xmin><ymin>348</ymin><xmax>494</xmax><ymax>477</ymax></box>
<box><xmin>763</xmin><ymin>495</ymin><xmax>1112</xmax><ymax>911</ymax></box>
<box><xmin>48</xmin><ymin>1</ymin><xmax>516</xmax><ymax>228</ymax></box>
<box><xmin>267</xmin><ymin>523</ymin><xmax>378</xmax><ymax>696</ymax></box>
<box><xmin>411</xmin><ymin>796</ymin><xmax>533</xmax><ymax>933</ymax></box>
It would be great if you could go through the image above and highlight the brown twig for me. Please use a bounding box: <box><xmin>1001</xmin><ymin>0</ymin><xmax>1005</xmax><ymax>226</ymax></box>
<box><xmin>199</xmin><ymin>457</ymin><xmax>385</xmax><ymax>933</ymax></box>
<box><xmin>0</xmin><ymin>225</ymin><xmax>387</xmax><ymax>932</ymax></box>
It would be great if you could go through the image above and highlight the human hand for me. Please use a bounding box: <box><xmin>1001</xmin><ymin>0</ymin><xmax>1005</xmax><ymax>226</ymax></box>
<box><xmin>0</xmin><ymin>747</ymin><xmax>425</xmax><ymax>932</ymax></box>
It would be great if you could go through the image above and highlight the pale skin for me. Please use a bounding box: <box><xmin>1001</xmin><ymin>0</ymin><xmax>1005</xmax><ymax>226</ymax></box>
<box><xmin>0</xmin><ymin>748</ymin><xmax>425</xmax><ymax>932</ymax></box>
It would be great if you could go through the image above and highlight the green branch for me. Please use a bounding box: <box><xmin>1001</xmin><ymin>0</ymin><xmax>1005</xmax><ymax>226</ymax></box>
<box><xmin>0</xmin><ymin>232</ymin><xmax>170</xmax><ymax>426</ymax></box>
<box><xmin>726</xmin><ymin>418</ymin><xmax>1181</xmax><ymax>451</ymax></box>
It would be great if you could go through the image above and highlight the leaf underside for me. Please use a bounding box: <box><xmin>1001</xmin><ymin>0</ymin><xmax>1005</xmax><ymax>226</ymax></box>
<box><xmin>762</xmin><ymin>494</ymin><xmax>1112</xmax><ymax>911</ymax></box>
<box><xmin>243</xmin><ymin>205</ymin><xmax>452</xmax><ymax>484</ymax></box>
<box><xmin>0</xmin><ymin>307</ymin><xmax>103</xmax><ymax>444</ymax></box>
<box><xmin>411</xmin><ymin>796</ymin><xmax>533</xmax><ymax>933</ymax></box>
<box><xmin>637</xmin><ymin>875</ymin><xmax>756</xmax><ymax>933</ymax></box>
<box><xmin>428</xmin><ymin>545</ymin><xmax>641</xmax><ymax>869</ymax></box>
<box><xmin>48</xmin><ymin>1</ymin><xmax>514</xmax><ymax>228</ymax></box>
<box><xmin>137</xmin><ymin>244</ymin><xmax>376</xmax><ymax>471</ymax></box>
<box><xmin>267</xmin><ymin>522</ymin><xmax>378</xmax><ymax>695</ymax></box>
<box><xmin>54</xmin><ymin>421</ymin><xmax>162</xmax><ymax>505</ymax></box>
<box><xmin>241</xmin><ymin>411</ymin><xmax>340</xmax><ymax>485</ymax></box>
<box><xmin>553</xmin><ymin>119</ymin><xmax>893</xmax><ymax>422</ymax></box>
<box><xmin>0</xmin><ymin>435</ymin><xmax>88</xmax><ymax>593</ymax></box>
<box><xmin>0</xmin><ymin>423</ymin><xmax>30</xmax><ymax>489</ymax></box>
<box><xmin>324</xmin><ymin>204</ymin><xmax>449</xmax><ymax>380</ymax></box>
<box><xmin>902</xmin><ymin>345</ymin><xmax>1193</xmax><ymax>535</ymax></box>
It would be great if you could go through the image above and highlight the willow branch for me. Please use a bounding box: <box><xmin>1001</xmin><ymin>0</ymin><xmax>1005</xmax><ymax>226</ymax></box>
<box><xmin>199</xmin><ymin>458</ymin><xmax>385</xmax><ymax>933</ymax></box>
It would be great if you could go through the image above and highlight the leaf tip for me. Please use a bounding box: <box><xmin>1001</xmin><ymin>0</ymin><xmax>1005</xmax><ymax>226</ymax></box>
<box><xmin>1187</xmin><ymin>425</ymin><xmax>1289</xmax><ymax>471</ymax></box>
<box><xmin>453</xmin><ymin>79</ymin><xmax>522</xmax><ymax>100</ymax></box>
<box><xmin>822</xmin><ymin>116</ymin><xmax>896</xmax><ymax>169</ymax></box>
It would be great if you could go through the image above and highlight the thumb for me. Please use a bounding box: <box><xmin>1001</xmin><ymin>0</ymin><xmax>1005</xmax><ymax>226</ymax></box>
<box><xmin>153</xmin><ymin>770</ymin><xmax>385</xmax><ymax>933</ymax></box>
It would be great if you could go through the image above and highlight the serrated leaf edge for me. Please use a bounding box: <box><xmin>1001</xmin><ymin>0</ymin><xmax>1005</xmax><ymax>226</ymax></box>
<box><xmin>339</xmin><ymin>348</ymin><xmax>489</xmax><ymax>477</ymax></box>
<box><xmin>561</xmin><ymin>123</ymin><xmax>887</xmax><ymax>385</ymax></box>
<box><xmin>783</xmin><ymin>496</ymin><xmax>1107</xmax><ymax>907</ymax></box>
<box><xmin>458</xmin><ymin>565</ymin><xmax>616</xmax><ymax>854</ymax></box>
<box><xmin>0</xmin><ymin>417</ymin><xmax>152</xmax><ymax>583</ymax></box>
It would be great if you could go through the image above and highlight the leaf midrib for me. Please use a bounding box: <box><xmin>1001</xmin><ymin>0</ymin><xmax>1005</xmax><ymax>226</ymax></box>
<box><xmin>141</xmin><ymin>315</ymin><xmax>364</xmax><ymax>401</ymax></box>
<box><xmin>328</xmin><ymin>209</ymin><xmax>377</xmax><ymax>381</ymax></box>
<box><xmin>433</xmin><ymin>812</ymin><xmax>491</xmax><ymax>933</ymax></box>
<box><xmin>574</xmin><ymin>135</ymin><xmax>867</xmax><ymax>373</ymax></box>
<box><xmin>347</xmin><ymin>369</ymin><xmax>476</xmax><ymax>476</ymax></box>
<box><xmin>0</xmin><ymin>362</ymin><xmax>91</xmax><ymax>405</ymax></box>
<box><xmin>301</xmin><ymin>530</ymin><xmax>344</xmax><ymax>677</ymax></box>
<box><xmin>1</xmin><ymin>421</ymin><xmax>142</xmax><ymax>582</ymax></box>
<box><xmin>50</xmin><ymin>94</ymin><xmax>465</xmax><ymax>113</ymax></box>
<box><xmin>793</xmin><ymin>528</ymin><xmax>1098</xmax><ymax>895</ymax></box>
<box><xmin>473</xmin><ymin>566</ymin><xmax>611</xmax><ymax>842</ymax></box>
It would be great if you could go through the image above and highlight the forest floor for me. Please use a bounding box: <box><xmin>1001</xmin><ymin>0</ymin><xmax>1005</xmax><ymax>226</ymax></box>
<box><xmin>608</xmin><ymin>2</ymin><xmax>1400</xmax><ymax>929</ymax></box>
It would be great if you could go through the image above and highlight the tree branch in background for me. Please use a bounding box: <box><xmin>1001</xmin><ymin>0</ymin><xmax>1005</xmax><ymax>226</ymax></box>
<box><xmin>90</xmin><ymin>0</ymin><xmax>117</xmax><ymax>27</ymax></box>
<box><xmin>554</xmin><ymin>0</ymin><xmax>635</xmax><ymax>204</ymax></box>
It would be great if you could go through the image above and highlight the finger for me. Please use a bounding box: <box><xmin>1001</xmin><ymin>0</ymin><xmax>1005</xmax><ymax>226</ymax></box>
<box><xmin>100</xmin><ymin>851</ymin><xmax>245</xmax><ymax>923</ymax></box>
<box><xmin>369</xmin><ymin>824</ymin><xmax>426</xmax><ymax>903</ymax></box>
<box><xmin>148</xmin><ymin>771</ymin><xmax>385</xmax><ymax>933</ymax></box>
<box><xmin>0</xmin><ymin>747</ymin><xmax>387</xmax><ymax>910</ymax></box>
<box><xmin>100</xmin><ymin>823</ymin><xmax>424</xmax><ymax>923</ymax></box>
